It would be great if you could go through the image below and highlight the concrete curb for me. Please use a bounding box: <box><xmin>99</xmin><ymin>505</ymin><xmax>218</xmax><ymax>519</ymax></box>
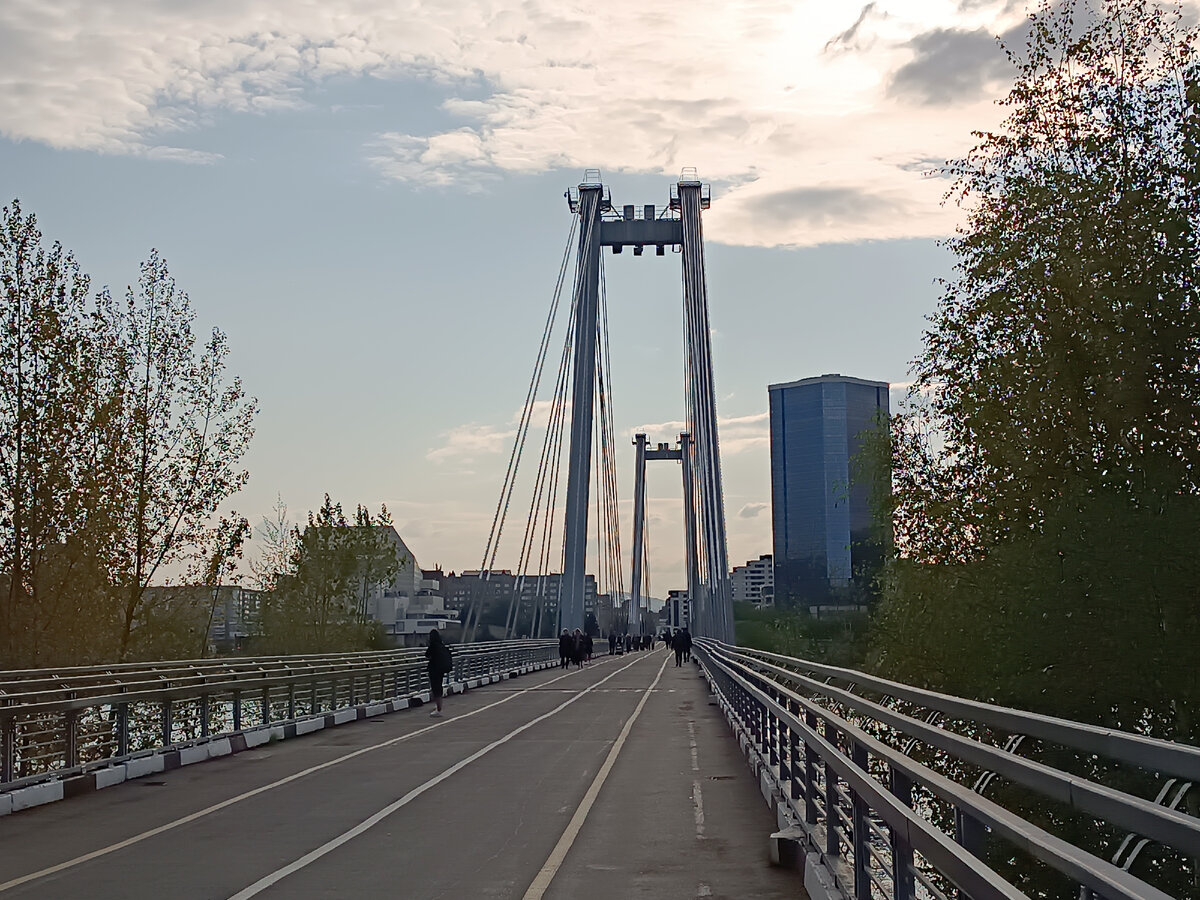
<box><xmin>695</xmin><ymin>659</ymin><xmax>847</xmax><ymax>900</ymax></box>
<box><xmin>0</xmin><ymin>658</ymin><xmax>557</xmax><ymax>818</ymax></box>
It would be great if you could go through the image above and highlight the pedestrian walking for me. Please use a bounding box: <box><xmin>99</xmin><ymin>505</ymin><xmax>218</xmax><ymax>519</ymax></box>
<box><xmin>425</xmin><ymin>629</ymin><xmax>453</xmax><ymax>717</ymax></box>
<box><xmin>559</xmin><ymin>630</ymin><xmax>572</xmax><ymax>669</ymax></box>
<box><xmin>682</xmin><ymin>628</ymin><xmax>692</xmax><ymax>663</ymax></box>
<box><xmin>572</xmin><ymin>628</ymin><xmax>585</xmax><ymax>668</ymax></box>
<box><xmin>583</xmin><ymin>632</ymin><xmax>594</xmax><ymax>664</ymax></box>
<box><xmin>672</xmin><ymin>629</ymin><xmax>687</xmax><ymax>667</ymax></box>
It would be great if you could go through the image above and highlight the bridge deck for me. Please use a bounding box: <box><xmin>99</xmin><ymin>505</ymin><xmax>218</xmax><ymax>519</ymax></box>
<box><xmin>0</xmin><ymin>650</ymin><xmax>806</xmax><ymax>899</ymax></box>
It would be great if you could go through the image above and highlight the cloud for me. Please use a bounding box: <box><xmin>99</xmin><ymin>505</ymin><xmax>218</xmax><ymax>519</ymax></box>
<box><xmin>887</xmin><ymin>27</ymin><xmax>1011</xmax><ymax>106</ymax></box>
<box><xmin>738</xmin><ymin>502</ymin><xmax>768</xmax><ymax>519</ymax></box>
<box><xmin>824</xmin><ymin>4</ymin><xmax>881</xmax><ymax>55</ymax></box>
<box><xmin>0</xmin><ymin>0</ymin><xmax>1037</xmax><ymax>245</ymax></box>
<box><xmin>426</xmin><ymin>422</ymin><xmax>516</xmax><ymax>463</ymax></box>
<box><xmin>630</xmin><ymin>411</ymin><xmax>767</xmax><ymax>455</ymax></box>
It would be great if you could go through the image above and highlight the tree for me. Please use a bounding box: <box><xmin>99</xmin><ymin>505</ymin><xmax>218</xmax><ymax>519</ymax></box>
<box><xmin>249</xmin><ymin>494</ymin><xmax>296</xmax><ymax>593</ymax></box>
<box><xmin>872</xmin><ymin>2</ymin><xmax>1200</xmax><ymax>889</ymax></box>
<box><xmin>0</xmin><ymin>201</ymin><xmax>122</xmax><ymax>667</ymax></box>
<box><xmin>258</xmin><ymin>496</ymin><xmax>400</xmax><ymax>654</ymax></box>
<box><xmin>102</xmin><ymin>252</ymin><xmax>258</xmax><ymax>660</ymax></box>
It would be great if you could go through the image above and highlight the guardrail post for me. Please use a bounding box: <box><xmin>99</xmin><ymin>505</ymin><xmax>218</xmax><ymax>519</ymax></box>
<box><xmin>200</xmin><ymin>694</ymin><xmax>210</xmax><ymax>738</ymax></box>
<box><xmin>788</xmin><ymin>700</ymin><xmax>802</xmax><ymax>802</ymax></box>
<box><xmin>233</xmin><ymin>691</ymin><xmax>242</xmax><ymax>731</ymax></box>
<box><xmin>954</xmin><ymin>806</ymin><xmax>988</xmax><ymax>884</ymax></box>
<box><xmin>287</xmin><ymin>684</ymin><xmax>296</xmax><ymax>720</ymax></box>
<box><xmin>64</xmin><ymin>708</ymin><xmax>79</xmax><ymax>768</ymax></box>
<box><xmin>825</xmin><ymin>725</ymin><xmax>840</xmax><ymax>858</ymax></box>
<box><xmin>310</xmin><ymin>680</ymin><xmax>318</xmax><ymax>714</ymax></box>
<box><xmin>804</xmin><ymin>710</ymin><xmax>819</xmax><ymax>825</ymax></box>
<box><xmin>889</xmin><ymin>767</ymin><xmax>915</xmax><ymax>900</ymax></box>
<box><xmin>116</xmin><ymin>700</ymin><xmax>129</xmax><ymax>757</ymax></box>
<box><xmin>161</xmin><ymin>696</ymin><xmax>173</xmax><ymax>748</ymax></box>
<box><xmin>261</xmin><ymin>686</ymin><xmax>271</xmax><ymax>725</ymax></box>
<box><xmin>768</xmin><ymin>692</ymin><xmax>780</xmax><ymax>770</ymax></box>
<box><xmin>2</xmin><ymin>714</ymin><xmax>15</xmax><ymax>782</ymax></box>
<box><xmin>851</xmin><ymin>741</ymin><xmax>871</xmax><ymax>900</ymax></box>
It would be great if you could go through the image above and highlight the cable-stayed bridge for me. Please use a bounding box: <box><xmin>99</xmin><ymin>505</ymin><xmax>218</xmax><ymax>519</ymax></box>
<box><xmin>1</xmin><ymin>174</ymin><xmax>1198</xmax><ymax>900</ymax></box>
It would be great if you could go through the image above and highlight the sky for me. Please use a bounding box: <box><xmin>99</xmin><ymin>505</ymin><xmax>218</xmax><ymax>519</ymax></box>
<box><xmin>1</xmin><ymin>0</ymin><xmax>1036</xmax><ymax>600</ymax></box>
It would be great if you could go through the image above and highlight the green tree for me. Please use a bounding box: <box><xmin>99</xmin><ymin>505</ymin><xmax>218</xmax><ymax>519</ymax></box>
<box><xmin>102</xmin><ymin>252</ymin><xmax>258</xmax><ymax>660</ymax></box>
<box><xmin>258</xmin><ymin>495</ymin><xmax>400</xmax><ymax>654</ymax></box>
<box><xmin>872</xmin><ymin>3</ymin><xmax>1200</xmax><ymax>888</ymax></box>
<box><xmin>0</xmin><ymin>201</ymin><xmax>122</xmax><ymax>667</ymax></box>
<box><xmin>877</xmin><ymin>0</ymin><xmax>1200</xmax><ymax>725</ymax></box>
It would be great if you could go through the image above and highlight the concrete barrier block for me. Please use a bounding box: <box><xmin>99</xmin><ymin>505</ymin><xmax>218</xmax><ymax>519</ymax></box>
<box><xmin>0</xmin><ymin>793</ymin><xmax>12</xmax><ymax>816</ymax></box>
<box><xmin>125</xmin><ymin>755</ymin><xmax>165</xmax><ymax>779</ymax></box>
<box><xmin>11</xmin><ymin>781</ymin><xmax>64</xmax><ymax>812</ymax></box>
<box><xmin>209</xmin><ymin>738</ymin><xmax>232</xmax><ymax>758</ymax></box>
<box><xmin>332</xmin><ymin>709</ymin><xmax>356</xmax><ymax>725</ymax></box>
<box><xmin>179</xmin><ymin>745</ymin><xmax>210</xmax><ymax>766</ymax></box>
<box><xmin>296</xmin><ymin>718</ymin><xmax>324</xmax><ymax>736</ymax></box>
<box><xmin>804</xmin><ymin>852</ymin><xmax>844</xmax><ymax>900</ymax></box>
<box><xmin>364</xmin><ymin>703</ymin><xmax>387</xmax><ymax>717</ymax></box>
<box><xmin>244</xmin><ymin>727</ymin><xmax>273</xmax><ymax>746</ymax></box>
<box><xmin>770</xmin><ymin>825</ymin><xmax>808</xmax><ymax>869</ymax></box>
<box><xmin>393</xmin><ymin>698</ymin><xmax>410</xmax><ymax>711</ymax></box>
<box><xmin>95</xmin><ymin>766</ymin><xmax>127</xmax><ymax>790</ymax></box>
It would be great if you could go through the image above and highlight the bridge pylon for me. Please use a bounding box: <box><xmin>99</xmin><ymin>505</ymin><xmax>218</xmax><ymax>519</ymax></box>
<box><xmin>561</xmin><ymin>170</ymin><xmax>732</xmax><ymax>641</ymax></box>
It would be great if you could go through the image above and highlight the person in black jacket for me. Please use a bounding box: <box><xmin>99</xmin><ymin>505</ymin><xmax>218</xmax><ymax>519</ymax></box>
<box><xmin>425</xmin><ymin>629</ymin><xmax>453</xmax><ymax>717</ymax></box>
<box><xmin>559</xmin><ymin>630</ymin><xmax>572</xmax><ymax>669</ymax></box>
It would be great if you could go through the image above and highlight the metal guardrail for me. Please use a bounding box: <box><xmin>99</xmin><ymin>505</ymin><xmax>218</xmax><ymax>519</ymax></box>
<box><xmin>696</xmin><ymin>639</ymin><xmax>1200</xmax><ymax>900</ymax></box>
<box><xmin>0</xmin><ymin>640</ymin><xmax>558</xmax><ymax>791</ymax></box>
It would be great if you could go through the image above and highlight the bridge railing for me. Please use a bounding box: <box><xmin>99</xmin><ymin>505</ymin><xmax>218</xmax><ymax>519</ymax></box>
<box><xmin>0</xmin><ymin>640</ymin><xmax>557</xmax><ymax>792</ymax></box>
<box><xmin>695</xmin><ymin>639</ymin><xmax>1200</xmax><ymax>900</ymax></box>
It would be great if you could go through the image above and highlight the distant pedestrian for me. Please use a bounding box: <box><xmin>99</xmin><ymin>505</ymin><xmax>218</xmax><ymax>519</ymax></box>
<box><xmin>425</xmin><ymin>629</ymin><xmax>453</xmax><ymax>717</ymax></box>
<box><xmin>682</xmin><ymin>628</ymin><xmax>693</xmax><ymax>663</ymax></box>
<box><xmin>583</xmin><ymin>632</ymin><xmax>594</xmax><ymax>663</ymax></box>
<box><xmin>608</xmin><ymin>632</ymin><xmax>617</xmax><ymax>655</ymax></box>
<box><xmin>572</xmin><ymin>628</ymin><xmax>585</xmax><ymax>668</ymax></box>
<box><xmin>624</xmin><ymin>633</ymin><xmax>633</xmax><ymax>653</ymax></box>
<box><xmin>559</xmin><ymin>630</ymin><xmax>572</xmax><ymax>669</ymax></box>
<box><xmin>672</xmin><ymin>629</ymin><xmax>687</xmax><ymax>667</ymax></box>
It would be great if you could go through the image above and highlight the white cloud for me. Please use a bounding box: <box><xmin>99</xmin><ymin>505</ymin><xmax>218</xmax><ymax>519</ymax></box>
<box><xmin>738</xmin><ymin>502</ymin><xmax>768</xmax><ymax>519</ymax></box>
<box><xmin>0</xmin><ymin>0</ymin><xmax>1046</xmax><ymax>244</ymax></box>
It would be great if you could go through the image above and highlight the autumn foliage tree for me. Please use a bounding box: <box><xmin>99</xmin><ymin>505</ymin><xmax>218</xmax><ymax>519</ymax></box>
<box><xmin>0</xmin><ymin>201</ymin><xmax>257</xmax><ymax>667</ymax></box>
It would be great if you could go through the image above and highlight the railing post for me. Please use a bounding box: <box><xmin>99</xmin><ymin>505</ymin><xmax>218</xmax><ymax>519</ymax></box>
<box><xmin>768</xmin><ymin>692</ymin><xmax>780</xmax><ymax>770</ymax></box>
<box><xmin>161</xmin><ymin>696</ymin><xmax>173</xmax><ymax>748</ymax></box>
<box><xmin>825</xmin><ymin>725</ymin><xmax>840</xmax><ymax>858</ymax></box>
<box><xmin>310</xmin><ymin>680</ymin><xmax>318</xmax><ymax>714</ymax></box>
<box><xmin>851</xmin><ymin>741</ymin><xmax>871</xmax><ymax>900</ymax></box>
<box><xmin>287</xmin><ymin>684</ymin><xmax>296</xmax><ymax>720</ymax></box>
<box><xmin>788</xmin><ymin>700</ymin><xmax>802</xmax><ymax>802</ymax></box>
<box><xmin>804</xmin><ymin>710</ymin><xmax>819</xmax><ymax>825</ymax></box>
<box><xmin>64</xmin><ymin>708</ymin><xmax>79</xmax><ymax>768</ymax></box>
<box><xmin>890</xmin><ymin>767</ymin><xmax>915</xmax><ymax>900</ymax></box>
<box><xmin>2</xmin><ymin>714</ymin><xmax>16</xmax><ymax>782</ymax></box>
<box><xmin>200</xmin><ymin>694</ymin><xmax>210</xmax><ymax>738</ymax></box>
<box><xmin>261</xmin><ymin>686</ymin><xmax>270</xmax><ymax>725</ymax></box>
<box><xmin>233</xmin><ymin>691</ymin><xmax>242</xmax><ymax>731</ymax></box>
<box><xmin>116</xmin><ymin>699</ymin><xmax>129</xmax><ymax>757</ymax></box>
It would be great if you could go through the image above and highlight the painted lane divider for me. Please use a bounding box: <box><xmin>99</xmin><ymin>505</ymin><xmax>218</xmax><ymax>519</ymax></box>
<box><xmin>226</xmin><ymin>653</ymin><xmax>655</xmax><ymax>899</ymax></box>
<box><xmin>521</xmin><ymin>654</ymin><xmax>671</xmax><ymax>900</ymax></box>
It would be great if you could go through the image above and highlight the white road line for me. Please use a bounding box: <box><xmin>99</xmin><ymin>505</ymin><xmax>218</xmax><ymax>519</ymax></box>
<box><xmin>521</xmin><ymin>655</ymin><xmax>671</xmax><ymax>900</ymax></box>
<box><xmin>227</xmin><ymin>654</ymin><xmax>652</xmax><ymax>899</ymax></box>
<box><xmin>0</xmin><ymin>661</ymin><xmax>605</xmax><ymax>894</ymax></box>
<box><xmin>692</xmin><ymin>781</ymin><xmax>706</xmax><ymax>838</ymax></box>
<box><xmin>688</xmin><ymin>720</ymin><xmax>700</xmax><ymax>771</ymax></box>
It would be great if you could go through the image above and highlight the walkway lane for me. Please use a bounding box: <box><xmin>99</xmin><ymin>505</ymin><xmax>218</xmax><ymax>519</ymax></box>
<box><xmin>541</xmin><ymin>655</ymin><xmax>806</xmax><ymax>900</ymax></box>
<box><xmin>235</xmin><ymin>651</ymin><xmax>670</xmax><ymax>899</ymax></box>
<box><xmin>0</xmin><ymin>655</ymin><xmax>632</xmax><ymax>899</ymax></box>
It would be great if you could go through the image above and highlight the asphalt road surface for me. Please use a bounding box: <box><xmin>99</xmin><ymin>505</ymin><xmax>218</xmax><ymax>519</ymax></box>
<box><xmin>0</xmin><ymin>649</ymin><xmax>807</xmax><ymax>899</ymax></box>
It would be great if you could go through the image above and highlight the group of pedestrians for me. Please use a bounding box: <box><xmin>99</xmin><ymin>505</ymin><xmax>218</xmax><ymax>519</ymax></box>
<box><xmin>607</xmin><ymin>632</ymin><xmax>655</xmax><ymax>654</ymax></box>
<box><xmin>558</xmin><ymin>628</ymin><xmax>594</xmax><ymax>668</ymax></box>
<box><xmin>668</xmin><ymin>628</ymin><xmax>692</xmax><ymax>667</ymax></box>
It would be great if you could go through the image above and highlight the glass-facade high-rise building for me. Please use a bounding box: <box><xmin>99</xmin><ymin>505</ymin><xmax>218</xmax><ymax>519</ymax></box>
<box><xmin>769</xmin><ymin>374</ymin><xmax>890</xmax><ymax>607</ymax></box>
